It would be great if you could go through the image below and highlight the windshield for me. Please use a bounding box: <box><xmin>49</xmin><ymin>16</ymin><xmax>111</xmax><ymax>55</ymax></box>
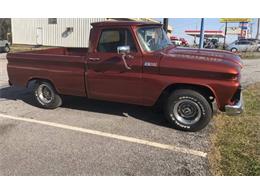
<box><xmin>136</xmin><ymin>26</ymin><xmax>172</xmax><ymax>52</ymax></box>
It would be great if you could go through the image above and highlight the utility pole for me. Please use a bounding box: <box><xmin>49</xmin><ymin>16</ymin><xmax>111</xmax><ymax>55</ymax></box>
<box><xmin>223</xmin><ymin>21</ymin><xmax>228</xmax><ymax>50</ymax></box>
<box><xmin>256</xmin><ymin>18</ymin><xmax>260</xmax><ymax>39</ymax></box>
<box><xmin>163</xmin><ymin>18</ymin><xmax>169</xmax><ymax>33</ymax></box>
<box><xmin>199</xmin><ymin>18</ymin><xmax>205</xmax><ymax>49</ymax></box>
<box><xmin>250</xmin><ymin>23</ymin><xmax>253</xmax><ymax>38</ymax></box>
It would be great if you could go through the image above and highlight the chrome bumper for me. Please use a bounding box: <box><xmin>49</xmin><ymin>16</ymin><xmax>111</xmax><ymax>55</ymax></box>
<box><xmin>225</xmin><ymin>93</ymin><xmax>244</xmax><ymax>115</ymax></box>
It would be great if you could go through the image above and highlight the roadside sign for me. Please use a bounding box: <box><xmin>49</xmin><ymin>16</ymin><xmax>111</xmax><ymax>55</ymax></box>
<box><xmin>227</xmin><ymin>27</ymin><xmax>241</xmax><ymax>35</ymax></box>
<box><xmin>240</xmin><ymin>30</ymin><xmax>247</xmax><ymax>38</ymax></box>
<box><xmin>239</xmin><ymin>22</ymin><xmax>249</xmax><ymax>30</ymax></box>
<box><xmin>220</xmin><ymin>18</ymin><xmax>252</xmax><ymax>23</ymax></box>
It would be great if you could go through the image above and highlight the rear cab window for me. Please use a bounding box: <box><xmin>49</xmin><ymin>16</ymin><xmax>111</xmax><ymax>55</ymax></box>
<box><xmin>97</xmin><ymin>28</ymin><xmax>137</xmax><ymax>53</ymax></box>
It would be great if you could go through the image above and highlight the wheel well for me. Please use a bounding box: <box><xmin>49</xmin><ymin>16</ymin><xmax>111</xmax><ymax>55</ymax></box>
<box><xmin>27</xmin><ymin>78</ymin><xmax>56</xmax><ymax>90</ymax></box>
<box><xmin>156</xmin><ymin>83</ymin><xmax>216</xmax><ymax>107</ymax></box>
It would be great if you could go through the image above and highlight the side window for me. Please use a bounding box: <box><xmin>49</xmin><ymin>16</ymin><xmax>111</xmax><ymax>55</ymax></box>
<box><xmin>97</xmin><ymin>29</ymin><xmax>137</xmax><ymax>53</ymax></box>
<box><xmin>237</xmin><ymin>41</ymin><xmax>245</xmax><ymax>45</ymax></box>
<box><xmin>48</xmin><ymin>18</ymin><xmax>57</xmax><ymax>24</ymax></box>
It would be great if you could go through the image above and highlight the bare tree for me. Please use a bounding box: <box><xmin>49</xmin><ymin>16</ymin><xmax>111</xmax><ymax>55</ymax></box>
<box><xmin>0</xmin><ymin>18</ymin><xmax>11</xmax><ymax>40</ymax></box>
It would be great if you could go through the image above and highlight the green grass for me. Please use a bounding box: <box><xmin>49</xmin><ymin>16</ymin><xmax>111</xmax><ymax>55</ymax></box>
<box><xmin>209</xmin><ymin>83</ymin><xmax>260</xmax><ymax>176</ymax></box>
<box><xmin>239</xmin><ymin>51</ymin><xmax>260</xmax><ymax>59</ymax></box>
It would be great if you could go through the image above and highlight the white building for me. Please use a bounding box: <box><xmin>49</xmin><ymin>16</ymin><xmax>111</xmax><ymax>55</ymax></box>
<box><xmin>11</xmin><ymin>18</ymin><xmax>171</xmax><ymax>48</ymax></box>
<box><xmin>11</xmin><ymin>18</ymin><xmax>107</xmax><ymax>48</ymax></box>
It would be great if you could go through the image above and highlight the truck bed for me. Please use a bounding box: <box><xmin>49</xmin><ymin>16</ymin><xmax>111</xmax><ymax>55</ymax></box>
<box><xmin>7</xmin><ymin>47</ymin><xmax>88</xmax><ymax>97</ymax></box>
<box><xmin>8</xmin><ymin>47</ymin><xmax>88</xmax><ymax>63</ymax></box>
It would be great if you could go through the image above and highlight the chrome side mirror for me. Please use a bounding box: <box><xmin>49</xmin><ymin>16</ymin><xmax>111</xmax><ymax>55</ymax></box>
<box><xmin>117</xmin><ymin>46</ymin><xmax>130</xmax><ymax>55</ymax></box>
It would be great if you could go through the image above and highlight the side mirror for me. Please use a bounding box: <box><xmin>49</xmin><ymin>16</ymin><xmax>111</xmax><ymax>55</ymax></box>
<box><xmin>117</xmin><ymin>46</ymin><xmax>130</xmax><ymax>55</ymax></box>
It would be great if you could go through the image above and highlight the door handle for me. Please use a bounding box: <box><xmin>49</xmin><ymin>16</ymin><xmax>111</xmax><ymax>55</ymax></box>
<box><xmin>89</xmin><ymin>57</ymin><xmax>101</xmax><ymax>62</ymax></box>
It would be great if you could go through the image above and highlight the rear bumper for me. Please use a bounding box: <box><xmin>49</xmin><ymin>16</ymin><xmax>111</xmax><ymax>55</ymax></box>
<box><xmin>225</xmin><ymin>92</ymin><xmax>244</xmax><ymax>115</ymax></box>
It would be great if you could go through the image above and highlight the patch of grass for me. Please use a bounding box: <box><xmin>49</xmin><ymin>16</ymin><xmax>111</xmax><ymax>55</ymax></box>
<box><xmin>239</xmin><ymin>51</ymin><xmax>260</xmax><ymax>59</ymax></box>
<box><xmin>209</xmin><ymin>83</ymin><xmax>260</xmax><ymax>175</ymax></box>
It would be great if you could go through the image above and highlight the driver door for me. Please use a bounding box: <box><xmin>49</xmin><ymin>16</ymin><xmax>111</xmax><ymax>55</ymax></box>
<box><xmin>86</xmin><ymin>27</ymin><xmax>143</xmax><ymax>105</ymax></box>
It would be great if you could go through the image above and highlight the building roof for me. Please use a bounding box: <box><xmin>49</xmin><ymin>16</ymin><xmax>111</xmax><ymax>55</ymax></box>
<box><xmin>185</xmin><ymin>30</ymin><xmax>225</xmax><ymax>38</ymax></box>
<box><xmin>91</xmin><ymin>21</ymin><xmax>162</xmax><ymax>27</ymax></box>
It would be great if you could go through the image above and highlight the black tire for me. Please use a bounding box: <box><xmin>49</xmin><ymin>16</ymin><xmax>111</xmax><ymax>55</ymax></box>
<box><xmin>164</xmin><ymin>89</ymin><xmax>212</xmax><ymax>132</ymax></box>
<box><xmin>230</xmin><ymin>48</ymin><xmax>237</xmax><ymax>53</ymax></box>
<box><xmin>33</xmin><ymin>81</ymin><xmax>62</xmax><ymax>109</ymax></box>
<box><xmin>4</xmin><ymin>45</ymin><xmax>10</xmax><ymax>53</ymax></box>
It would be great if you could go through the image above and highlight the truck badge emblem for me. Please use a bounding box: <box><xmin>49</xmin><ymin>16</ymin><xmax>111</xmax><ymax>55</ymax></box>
<box><xmin>144</xmin><ymin>62</ymin><xmax>158</xmax><ymax>67</ymax></box>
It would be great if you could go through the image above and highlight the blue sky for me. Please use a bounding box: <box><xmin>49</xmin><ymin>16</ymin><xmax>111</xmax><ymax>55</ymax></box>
<box><xmin>156</xmin><ymin>18</ymin><xmax>258</xmax><ymax>44</ymax></box>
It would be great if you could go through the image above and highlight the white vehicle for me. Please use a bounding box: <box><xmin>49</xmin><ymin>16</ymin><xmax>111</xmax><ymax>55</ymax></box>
<box><xmin>170</xmin><ymin>36</ymin><xmax>182</xmax><ymax>46</ymax></box>
<box><xmin>0</xmin><ymin>40</ymin><xmax>10</xmax><ymax>53</ymax></box>
<box><xmin>239</xmin><ymin>39</ymin><xmax>260</xmax><ymax>52</ymax></box>
<box><xmin>227</xmin><ymin>40</ymin><xmax>258</xmax><ymax>52</ymax></box>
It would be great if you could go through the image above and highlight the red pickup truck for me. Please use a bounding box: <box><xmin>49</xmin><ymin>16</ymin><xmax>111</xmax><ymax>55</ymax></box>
<box><xmin>7</xmin><ymin>21</ymin><xmax>244</xmax><ymax>131</ymax></box>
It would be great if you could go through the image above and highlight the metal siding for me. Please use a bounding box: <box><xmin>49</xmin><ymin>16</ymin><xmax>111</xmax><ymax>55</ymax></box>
<box><xmin>11</xmin><ymin>18</ymin><xmax>107</xmax><ymax>47</ymax></box>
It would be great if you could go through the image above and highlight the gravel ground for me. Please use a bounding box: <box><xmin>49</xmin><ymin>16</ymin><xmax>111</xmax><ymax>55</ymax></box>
<box><xmin>241</xmin><ymin>58</ymin><xmax>260</xmax><ymax>86</ymax></box>
<box><xmin>0</xmin><ymin>53</ymin><xmax>259</xmax><ymax>175</ymax></box>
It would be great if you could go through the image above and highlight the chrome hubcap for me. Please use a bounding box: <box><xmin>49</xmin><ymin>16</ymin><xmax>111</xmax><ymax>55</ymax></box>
<box><xmin>173</xmin><ymin>99</ymin><xmax>201</xmax><ymax>125</ymax></box>
<box><xmin>37</xmin><ymin>84</ymin><xmax>53</xmax><ymax>104</ymax></box>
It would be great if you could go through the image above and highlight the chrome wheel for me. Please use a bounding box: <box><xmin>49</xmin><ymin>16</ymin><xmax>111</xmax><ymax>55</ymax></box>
<box><xmin>36</xmin><ymin>84</ymin><xmax>54</xmax><ymax>104</ymax></box>
<box><xmin>231</xmin><ymin>48</ymin><xmax>237</xmax><ymax>53</ymax></box>
<box><xmin>173</xmin><ymin>99</ymin><xmax>201</xmax><ymax>125</ymax></box>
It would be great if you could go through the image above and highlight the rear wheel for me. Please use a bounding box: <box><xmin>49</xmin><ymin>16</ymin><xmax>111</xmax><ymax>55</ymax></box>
<box><xmin>33</xmin><ymin>81</ymin><xmax>62</xmax><ymax>109</ymax></box>
<box><xmin>164</xmin><ymin>89</ymin><xmax>212</xmax><ymax>131</ymax></box>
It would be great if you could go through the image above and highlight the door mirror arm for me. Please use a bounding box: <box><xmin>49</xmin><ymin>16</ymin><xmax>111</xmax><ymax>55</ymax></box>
<box><xmin>117</xmin><ymin>46</ymin><xmax>132</xmax><ymax>70</ymax></box>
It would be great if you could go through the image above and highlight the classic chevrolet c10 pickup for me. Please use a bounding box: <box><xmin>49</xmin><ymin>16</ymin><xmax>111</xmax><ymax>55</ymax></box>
<box><xmin>7</xmin><ymin>21</ymin><xmax>244</xmax><ymax>131</ymax></box>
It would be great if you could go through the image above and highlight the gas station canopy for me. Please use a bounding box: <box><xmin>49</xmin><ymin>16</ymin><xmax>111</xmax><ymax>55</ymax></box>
<box><xmin>185</xmin><ymin>30</ymin><xmax>225</xmax><ymax>38</ymax></box>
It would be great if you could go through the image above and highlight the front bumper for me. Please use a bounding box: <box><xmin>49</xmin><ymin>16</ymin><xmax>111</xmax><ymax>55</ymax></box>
<box><xmin>225</xmin><ymin>92</ymin><xmax>244</xmax><ymax>115</ymax></box>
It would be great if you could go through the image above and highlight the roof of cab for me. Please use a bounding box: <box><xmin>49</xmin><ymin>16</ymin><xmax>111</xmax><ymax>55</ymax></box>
<box><xmin>91</xmin><ymin>21</ymin><xmax>162</xmax><ymax>27</ymax></box>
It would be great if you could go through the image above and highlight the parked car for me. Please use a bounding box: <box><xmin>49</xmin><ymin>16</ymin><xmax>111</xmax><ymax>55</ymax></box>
<box><xmin>179</xmin><ymin>38</ymin><xmax>189</xmax><ymax>47</ymax></box>
<box><xmin>239</xmin><ymin>39</ymin><xmax>260</xmax><ymax>52</ymax></box>
<box><xmin>256</xmin><ymin>40</ymin><xmax>260</xmax><ymax>52</ymax></box>
<box><xmin>7</xmin><ymin>21</ymin><xmax>244</xmax><ymax>132</ymax></box>
<box><xmin>170</xmin><ymin>36</ymin><xmax>182</xmax><ymax>46</ymax></box>
<box><xmin>0</xmin><ymin>40</ymin><xmax>10</xmax><ymax>53</ymax></box>
<box><xmin>227</xmin><ymin>40</ymin><xmax>258</xmax><ymax>52</ymax></box>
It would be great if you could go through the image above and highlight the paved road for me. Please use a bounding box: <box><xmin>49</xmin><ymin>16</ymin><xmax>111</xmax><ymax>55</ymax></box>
<box><xmin>0</xmin><ymin>53</ymin><xmax>259</xmax><ymax>175</ymax></box>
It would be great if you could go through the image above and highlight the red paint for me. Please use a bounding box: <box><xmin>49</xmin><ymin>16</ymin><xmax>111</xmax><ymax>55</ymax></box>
<box><xmin>7</xmin><ymin>21</ymin><xmax>242</xmax><ymax>111</ymax></box>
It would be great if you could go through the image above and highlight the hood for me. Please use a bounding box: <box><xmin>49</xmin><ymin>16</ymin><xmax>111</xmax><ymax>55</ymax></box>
<box><xmin>159</xmin><ymin>47</ymin><xmax>243</xmax><ymax>80</ymax></box>
<box><xmin>166</xmin><ymin>47</ymin><xmax>242</xmax><ymax>67</ymax></box>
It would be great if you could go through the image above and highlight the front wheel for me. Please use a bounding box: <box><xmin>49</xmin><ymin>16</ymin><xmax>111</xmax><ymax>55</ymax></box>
<box><xmin>33</xmin><ymin>81</ymin><xmax>62</xmax><ymax>109</ymax></box>
<box><xmin>164</xmin><ymin>89</ymin><xmax>212</xmax><ymax>131</ymax></box>
<box><xmin>231</xmin><ymin>48</ymin><xmax>238</xmax><ymax>53</ymax></box>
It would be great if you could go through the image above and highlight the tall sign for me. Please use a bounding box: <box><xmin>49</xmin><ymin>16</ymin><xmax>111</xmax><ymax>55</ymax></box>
<box><xmin>220</xmin><ymin>18</ymin><xmax>252</xmax><ymax>23</ymax></box>
<box><xmin>220</xmin><ymin>18</ymin><xmax>252</xmax><ymax>40</ymax></box>
<box><xmin>239</xmin><ymin>22</ymin><xmax>249</xmax><ymax>39</ymax></box>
